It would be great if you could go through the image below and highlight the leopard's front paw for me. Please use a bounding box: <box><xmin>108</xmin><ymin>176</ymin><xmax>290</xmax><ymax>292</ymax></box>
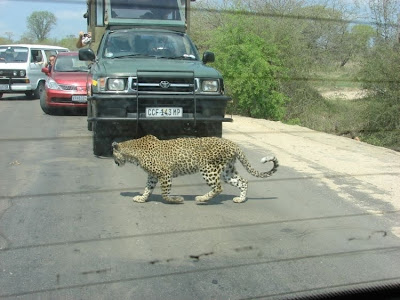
<box><xmin>233</xmin><ymin>196</ymin><xmax>246</xmax><ymax>203</ymax></box>
<box><xmin>133</xmin><ymin>195</ymin><xmax>148</xmax><ymax>203</ymax></box>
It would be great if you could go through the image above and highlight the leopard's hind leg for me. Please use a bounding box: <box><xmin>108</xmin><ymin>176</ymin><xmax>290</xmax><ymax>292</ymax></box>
<box><xmin>222</xmin><ymin>160</ymin><xmax>248</xmax><ymax>203</ymax></box>
<box><xmin>195</xmin><ymin>165</ymin><xmax>223</xmax><ymax>203</ymax></box>
<box><xmin>133</xmin><ymin>174</ymin><xmax>158</xmax><ymax>203</ymax></box>
<box><xmin>160</xmin><ymin>174</ymin><xmax>184</xmax><ymax>204</ymax></box>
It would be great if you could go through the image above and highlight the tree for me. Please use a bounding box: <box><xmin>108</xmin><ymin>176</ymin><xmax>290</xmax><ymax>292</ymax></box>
<box><xmin>4</xmin><ymin>32</ymin><xmax>13</xmax><ymax>42</ymax></box>
<box><xmin>368</xmin><ymin>0</ymin><xmax>400</xmax><ymax>41</ymax></box>
<box><xmin>26</xmin><ymin>11</ymin><xmax>57</xmax><ymax>42</ymax></box>
<box><xmin>18</xmin><ymin>33</ymin><xmax>35</xmax><ymax>44</ymax></box>
<box><xmin>338</xmin><ymin>24</ymin><xmax>375</xmax><ymax>66</ymax></box>
<box><xmin>0</xmin><ymin>37</ymin><xmax>11</xmax><ymax>45</ymax></box>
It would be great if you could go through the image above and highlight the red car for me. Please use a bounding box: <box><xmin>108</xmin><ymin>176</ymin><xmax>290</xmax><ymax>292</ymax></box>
<box><xmin>40</xmin><ymin>51</ymin><xmax>90</xmax><ymax>115</ymax></box>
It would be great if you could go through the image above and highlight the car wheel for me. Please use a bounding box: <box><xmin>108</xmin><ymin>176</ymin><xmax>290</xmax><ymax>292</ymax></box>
<box><xmin>34</xmin><ymin>81</ymin><xmax>44</xmax><ymax>99</ymax></box>
<box><xmin>37</xmin><ymin>81</ymin><xmax>45</xmax><ymax>97</ymax></box>
<box><xmin>0</xmin><ymin>93</ymin><xmax>3</xmax><ymax>99</ymax></box>
<box><xmin>40</xmin><ymin>90</ymin><xmax>52</xmax><ymax>114</ymax></box>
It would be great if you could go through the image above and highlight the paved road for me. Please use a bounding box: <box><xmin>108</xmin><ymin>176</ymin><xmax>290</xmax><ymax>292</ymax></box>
<box><xmin>1</xmin><ymin>94</ymin><xmax>400</xmax><ymax>299</ymax></box>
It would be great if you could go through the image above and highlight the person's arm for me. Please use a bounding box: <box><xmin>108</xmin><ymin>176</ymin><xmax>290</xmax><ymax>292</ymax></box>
<box><xmin>76</xmin><ymin>31</ymin><xmax>85</xmax><ymax>48</ymax></box>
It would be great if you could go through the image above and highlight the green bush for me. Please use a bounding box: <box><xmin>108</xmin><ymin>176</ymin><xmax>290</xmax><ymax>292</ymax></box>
<box><xmin>358</xmin><ymin>43</ymin><xmax>400</xmax><ymax>150</ymax></box>
<box><xmin>209</xmin><ymin>14</ymin><xmax>289</xmax><ymax>120</ymax></box>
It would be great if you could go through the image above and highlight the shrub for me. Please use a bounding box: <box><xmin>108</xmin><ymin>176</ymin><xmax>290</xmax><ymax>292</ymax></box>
<box><xmin>209</xmin><ymin>14</ymin><xmax>289</xmax><ymax>120</ymax></box>
<box><xmin>358</xmin><ymin>43</ymin><xmax>400</xmax><ymax>150</ymax></box>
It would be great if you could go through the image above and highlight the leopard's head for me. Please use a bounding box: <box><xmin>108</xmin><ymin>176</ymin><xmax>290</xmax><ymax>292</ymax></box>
<box><xmin>112</xmin><ymin>141</ymin><xmax>126</xmax><ymax>167</ymax></box>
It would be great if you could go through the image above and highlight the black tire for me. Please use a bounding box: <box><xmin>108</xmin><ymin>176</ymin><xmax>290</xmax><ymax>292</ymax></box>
<box><xmin>35</xmin><ymin>81</ymin><xmax>45</xmax><ymax>99</ymax></box>
<box><xmin>93</xmin><ymin>122</ymin><xmax>114</xmax><ymax>157</ymax></box>
<box><xmin>87</xmin><ymin>102</ymin><xmax>93</xmax><ymax>131</ymax></box>
<box><xmin>0</xmin><ymin>93</ymin><xmax>3</xmax><ymax>99</ymax></box>
<box><xmin>197</xmin><ymin>122</ymin><xmax>222</xmax><ymax>138</ymax></box>
<box><xmin>40</xmin><ymin>89</ymin><xmax>51</xmax><ymax>114</ymax></box>
<box><xmin>25</xmin><ymin>91</ymin><xmax>35</xmax><ymax>99</ymax></box>
<box><xmin>93</xmin><ymin>122</ymin><xmax>142</xmax><ymax>157</ymax></box>
<box><xmin>26</xmin><ymin>82</ymin><xmax>44</xmax><ymax>100</ymax></box>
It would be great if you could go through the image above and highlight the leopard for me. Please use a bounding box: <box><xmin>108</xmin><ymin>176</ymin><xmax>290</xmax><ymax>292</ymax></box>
<box><xmin>112</xmin><ymin>134</ymin><xmax>279</xmax><ymax>204</ymax></box>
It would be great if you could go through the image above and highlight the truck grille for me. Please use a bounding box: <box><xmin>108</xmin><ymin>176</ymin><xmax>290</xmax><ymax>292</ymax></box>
<box><xmin>133</xmin><ymin>71</ymin><xmax>195</xmax><ymax>94</ymax></box>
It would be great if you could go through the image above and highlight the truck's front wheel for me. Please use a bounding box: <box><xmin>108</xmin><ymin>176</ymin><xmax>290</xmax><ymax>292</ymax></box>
<box><xmin>197</xmin><ymin>122</ymin><xmax>222</xmax><ymax>138</ymax></box>
<box><xmin>93</xmin><ymin>122</ymin><xmax>114</xmax><ymax>157</ymax></box>
<box><xmin>92</xmin><ymin>122</ymin><xmax>141</xmax><ymax>157</ymax></box>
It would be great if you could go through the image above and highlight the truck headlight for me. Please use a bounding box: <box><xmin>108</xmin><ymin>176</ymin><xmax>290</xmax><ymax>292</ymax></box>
<box><xmin>107</xmin><ymin>78</ymin><xmax>125</xmax><ymax>91</ymax></box>
<box><xmin>201</xmin><ymin>80</ymin><xmax>219</xmax><ymax>93</ymax></box>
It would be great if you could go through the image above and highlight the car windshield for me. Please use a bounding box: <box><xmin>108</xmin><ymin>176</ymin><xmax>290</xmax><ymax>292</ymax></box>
<box><xmin>102</xmin><ymin>30</ymin><xmax>198</xmax><ymax>59</ymax></box>
<box><xmin>54</xmin><ymin>55</ymin><xmax>90</xmax><ymax>72</ymax></box>
<box><xmin>0</xmin><ymin>46</ymin><xmax>28</xmax><ymax>63</ymax></box>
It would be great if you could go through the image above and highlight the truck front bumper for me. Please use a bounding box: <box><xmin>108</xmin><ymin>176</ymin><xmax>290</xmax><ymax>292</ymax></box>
<box><xmin>87</xmin><ymin>93</ymin><xmax>233</xmax><ymax>123</ymax></box>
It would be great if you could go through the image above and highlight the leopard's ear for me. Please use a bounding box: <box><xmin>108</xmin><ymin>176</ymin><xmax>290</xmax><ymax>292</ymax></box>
<box><xmin>112</xmin><ymin>141</ymin><xmax>119</xmax><ymax>150</ymax></box>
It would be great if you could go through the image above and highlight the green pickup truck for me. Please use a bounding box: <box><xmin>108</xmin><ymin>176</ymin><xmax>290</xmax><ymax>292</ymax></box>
<box><xmin>80</xmin><ymin>28</ymin><xmax>232</xmax><ymax>156</ymax></box>
<box><xmin>79</xmin><ymin>0</ymin><xmax>232</xmax><ymax>156</ymax></box>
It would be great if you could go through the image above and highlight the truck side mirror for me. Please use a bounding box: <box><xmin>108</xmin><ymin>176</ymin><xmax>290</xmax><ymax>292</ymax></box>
<box><xmin>202</xmin><ymin>51</ymin><xmax>215</xmax><ymax>64</ymax></box>
<box><xmin>79</xmin><ymin>48</ymin><xmax>96</xmax><ymax>61</ymax></box>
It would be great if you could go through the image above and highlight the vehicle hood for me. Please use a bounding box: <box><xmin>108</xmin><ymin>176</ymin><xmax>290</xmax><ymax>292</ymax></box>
<box><xmin>51</xmin><ymin>71</ymin><xmax>89</xmax><ymax>86</ymax></box>
<box><xmin>93</xmin><ymin>58</ymin><xmax>222</xmax><ymax>78</ymax></box>
<box><xmin>0</xmin><ymin>62</ymin><xmax>27</xmax><ymax>69</ymax></box>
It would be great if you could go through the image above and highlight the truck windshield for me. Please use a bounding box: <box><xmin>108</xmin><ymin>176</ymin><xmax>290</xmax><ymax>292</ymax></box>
<box><xmin>0</xmin><ymin>46</ymin><xmax>28</xmax><ymax>63</ymax></box>
<box><xmin>103</xmin><ymin>31</ymin><xmax>199</xmax><ymax>60</ymax></box>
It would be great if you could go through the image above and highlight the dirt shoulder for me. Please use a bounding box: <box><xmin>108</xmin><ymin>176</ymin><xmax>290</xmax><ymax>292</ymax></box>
<box><xmin>223</xmin><ymin>115</ymin><xmax>400</xmax><ymax>212</ymax></box>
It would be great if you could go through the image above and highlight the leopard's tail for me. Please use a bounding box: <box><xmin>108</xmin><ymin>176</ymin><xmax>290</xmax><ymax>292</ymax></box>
<box><xmin>237</xmin><ymin>149</ymin><xmax>279</xmax><ymax>178</ymax></box>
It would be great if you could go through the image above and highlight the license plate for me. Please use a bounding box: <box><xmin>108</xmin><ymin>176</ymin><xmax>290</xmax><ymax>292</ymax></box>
<box><xmin>0</xmin><ymin>84</ymin><xmax>9</xmax><ymax>91</ymax></box>
<box><xmin>146</xmin><ymin>107</ymin><xmax>183</xmax><ymax>118</ymax></box>
<box><xmin>72</xmin><ymin>95</ymin><xmax>87</xmax><ymax>103</ymax></box>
